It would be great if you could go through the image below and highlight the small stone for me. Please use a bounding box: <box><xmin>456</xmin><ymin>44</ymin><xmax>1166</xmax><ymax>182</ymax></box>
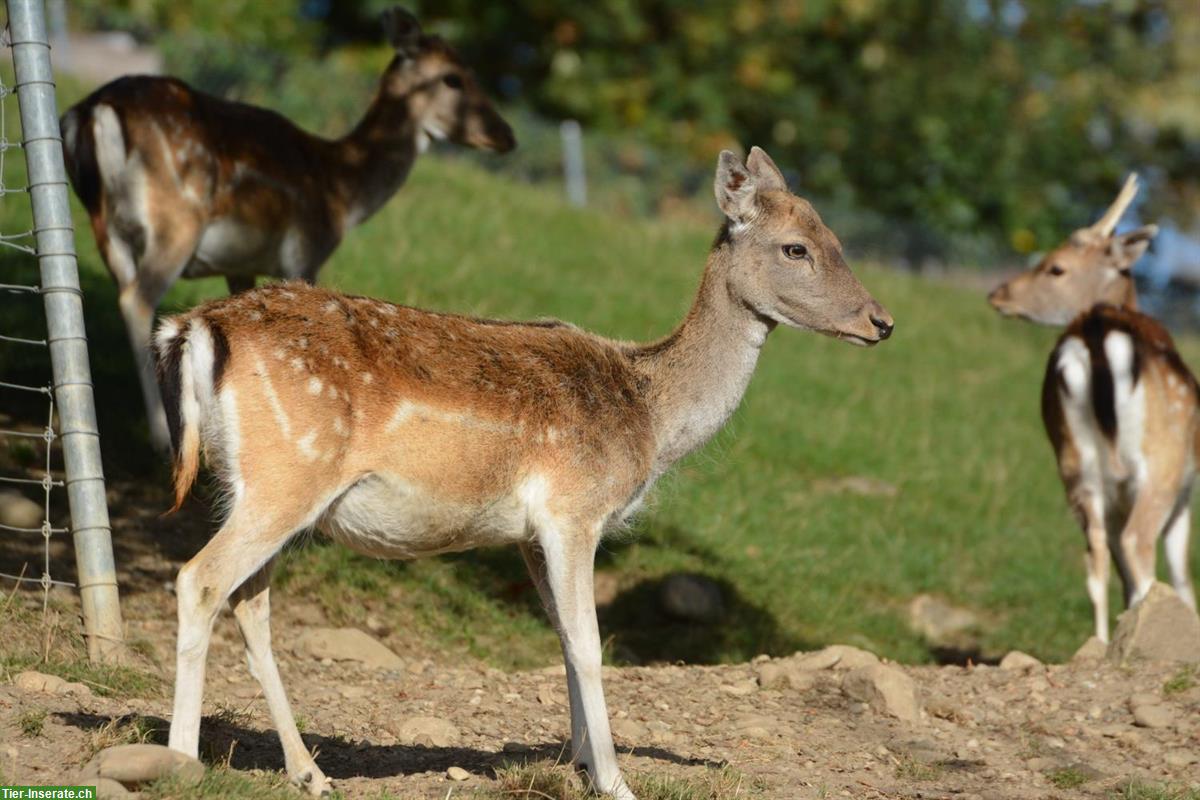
<box><xmin>793</xmin><ymin>644</ymin><xmax>880</xmax><ymax>671</ymax></box>
<box><xmin>339</xmin><ymin>686</ymin><xmax>369</xmax><ymax>699</ymax></box>
<box><xmin>14</xmin><ymin>671</ymin><xmax>67</xmax><ymax>694</ymax></box>
<box><xmin>719</xmin><ymin>678</ymin><xmax>757</xmax><ymax>696</ymax></box>
<box><xmin>908</xmin><ymin>594</ymin><xmax>980</xmax><ymax>649</ymax></box>
<box><xmin>842</xmin><ymin>664</ymin><xmax>921</xmax><ymax>722</ymax></box>
<box><xmin>293</xmin><ymin>627</ymin><xmax>403</xmax><ymax>670</ymax></box>
<box><xmin>77</xmin><ymin>777</ymin><xmax>132</xmax><ymax>799</ymax></box>
<box><xmin>446</xmin><ymin>766</ymin><xmax>470</xmax><ymax>782</ymax></box>
<box><xmin>611</xmin><ymin>718</ymin><xmax>647</xmax><ymax>741</ymax></box>
<box><xmin>1108</xmin><ymin>582</ymin><xmax>1200</xmax><ymax>664</ymax></box>
<box><xmin>0</xmin><ymin>490</ymin><xmax>43</xmax><ymax>530</ymax></box>
<box><xmin>364</xmin><ymin>614</ymin><xmax>390</xmax><ymax>637</ymax></box>
<box><xmin>394</xmin><ymin>716</ymin><xmax>459</xmax><ymax>747</ymax></box>
<box><xmin>1072</xmin><ymin>636</ymin><xmax>1108</xmax><ymax>662</ymax></box>
<box><xmin>536</xmin><ymin>683</ymin><xmax>562</xmax><ymax>706</ymax></box>
<box><xmin>755</xmin><ymin>661</ymin><xmax>817</xmax><ymax>691</ymax></box>
<box><xmin>998</xmin><ymin>651</ymin><xmax>1043</xmax><ymax>672</ymax></box>
<box><xmin>81</xmin><ymin>744</ymin><xmax>204</xmax><ymax>789</ymax></box>
<box><xmin>1130</xmin><ymin>703</ymin><xmax>1174</xmax><ymax>729</ymax></box>
<box><xmin>659</xmin><ymin>573</ymin><xmax>724</xmax><ymax>622</ymax></box>
<box><xmin>731</xmin><ymin>714</ymin><xmax>777</xmax><ymax>739</ymax></box>
<box><xmin>1164</xmin><ymin>750</ymin><xmax>1197</xmax><ymax>768</ymax></box>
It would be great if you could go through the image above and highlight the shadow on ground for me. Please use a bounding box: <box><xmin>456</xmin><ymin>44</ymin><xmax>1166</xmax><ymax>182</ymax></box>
<box><xmin>56</xmin><ymin>711</ymin><xmax>721</xmax><ymax>781</ymax></box>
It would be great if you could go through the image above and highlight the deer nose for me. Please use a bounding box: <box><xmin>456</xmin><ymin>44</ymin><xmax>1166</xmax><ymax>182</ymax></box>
<box><xmin>871</xmin><ymin>314</ymin><xmax>893</xmax><ymax>339</ymax></box>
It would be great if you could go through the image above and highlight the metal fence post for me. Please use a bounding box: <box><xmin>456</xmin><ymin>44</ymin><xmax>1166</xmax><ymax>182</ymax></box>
<box><xmin>7</xmin><ymin>0</ymin><xmax>124</xmax><ymax>662</ymax></box>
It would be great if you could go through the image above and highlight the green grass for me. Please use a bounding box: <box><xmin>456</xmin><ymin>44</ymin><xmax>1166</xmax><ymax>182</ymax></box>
<box><xmin>1114</xmin><ymin>781</ymin><xmax>1200</xmax><ymax>800</ymax></box>
<box><xmin>143</xmin><ymin>767</ymin><xmax>312</xmax><ymax>800</ymax></box>
<box><xmin>2</xmin><ymin>72</ymin><xmax>1200</xmax><ymax>671</ymax></box>
<box><xmin>17</xmin><ymin>707</ymin><xmax>45</xmax><ymax>737</ymax></box>
<box><xmin>1048</xmin><ymin>766</ymin><xmax>1090</xmax><ymax>789</ymax></box>
<box><xmin>477</xmin><ymin>761</ymin><xmax>764</xmax><ymax>799</ymax></box>
<box><xmin>1163</xmin><ymin>666</ymin><xmax>1197</xmax><ymax>696</ymax></box>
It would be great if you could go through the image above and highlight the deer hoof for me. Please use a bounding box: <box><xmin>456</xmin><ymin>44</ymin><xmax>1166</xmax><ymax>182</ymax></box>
<box><xmin>293</xmin><ymin>767</ymin><xmax>332</xmax><ymax>798</ymax></box>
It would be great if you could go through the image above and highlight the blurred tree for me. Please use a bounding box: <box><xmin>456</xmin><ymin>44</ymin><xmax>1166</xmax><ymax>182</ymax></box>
<box><xmin>67</xmin><ymin>0</ymin><xmax>1200</xmax><ymax>265</ymax></box>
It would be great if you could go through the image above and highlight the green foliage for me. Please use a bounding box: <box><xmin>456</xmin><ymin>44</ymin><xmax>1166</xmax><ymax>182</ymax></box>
<box><xmin>62</xmin><ymin>0</ymin><xmax>1200</xmax><ymax>263</ymax></box>
<box><xmin>1114</xmin><ymin>781</ymin><xmax>1200</xmax><ymax>800</ymax></box>
<box><xmin>1048</xmin><ymin>766</ymin><xmax>1090</xmax><ymax>789</ymax></box>
<box><xmin>483</xmin><ymin>761</ymin><xmax>764</xmax><ymax>800</ymax></box>
<box><xmin>1163</xmin><ymin>665</ymin><xmax>1197</xmax><ymax>696</ymax></box>
<box><xmin>17</xmin><ymin>707</ymin><xmax>46</xmax><ymax>737</ymax></box>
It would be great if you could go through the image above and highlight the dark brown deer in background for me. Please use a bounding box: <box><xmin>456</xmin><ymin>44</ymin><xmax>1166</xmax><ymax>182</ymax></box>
<box><xmin>989</xmin><ymin>175</ymin><xmax>1197</xmax><ymax>643</ymax></box>
<box><xmin>60</xmin><ymin>7</ymin><xmax>515</xmax><ymax>451</ymax></box>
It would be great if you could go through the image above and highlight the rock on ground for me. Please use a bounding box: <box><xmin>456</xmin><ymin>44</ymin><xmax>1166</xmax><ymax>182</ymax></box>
<box><xmin>0</xmin><ymin>490</ymin><xmax>42</xmax><ymax>530</ymax></box>
<box><xmin>13</xmin><ymin>671</ymin><xmax>92</xmax><ymax>697</ymax></box>
<box><xmin>794</xmin><ymin>644</ymin><xmax>880</xmax><ymax>671</ymax></box>
<box><xmin>394</xmin><ymin>716</ymin><xmax>459</xmax><ymax>747</ymax></box>
<box><xmin>998</xmin><ymin>651</ymin><xmax>1043</xmax><ymax>671</ymax></box>
<box><xmin>77</xmin><ymin>744</ymin><xmax>204</xmax><ymax>789</ymax></box>
<box><xmin>908</xmin><ymin>594</ymin><xmax>979</xmax><ymax>649</ymax></box>
<box><xmin>1072</xmin><ymin>636</ymin><xmax>1107</xmax><ymax>662</ymax></box>
<box><xmin>292</xmin><ymin>627</ymin><xmax>404</xmax><ymax>670</ymax></box>
<box><xmin>842</xmin><ymin>663</ymin><xmax>921</xmax><ymax>722</ymax></box>
<box><xmin>659</xmin><ymin>573</ymin><xmax>724</xmax><ymax>622</ymax></box>
<box><xmin>1108</xmin><ymin>582</ymin><xmax>1200</xmax><ymax>664</ymax></box>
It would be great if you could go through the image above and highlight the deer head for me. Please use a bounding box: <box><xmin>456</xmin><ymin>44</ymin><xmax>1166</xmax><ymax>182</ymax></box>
<box><xmin>714</xmin><ymin>147</ymin><xmax>893</xmax><ymax>345</ymax></box>
<box><xmin>379</xmin><ymin>7</ymin><xmax>515</xmax><ymax>153</ymax></box>
<box><xmin>989</xmin><ymin>174</ymin><xmax>1157</xmax><ymax>326</ymax></box>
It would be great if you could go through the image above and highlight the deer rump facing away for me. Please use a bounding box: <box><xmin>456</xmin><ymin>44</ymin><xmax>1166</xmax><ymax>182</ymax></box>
<box><xmin>156</xmin><ymin>285</ymin><xmax>655</xmax><ymax>555</ymax></box>
<box><xmin>60</xmin><ymin>6</ymin><xmax>515</xmax><ymax>454</ymax></box>
<box><xmin>1042</xmin><ymin>304</ymin><xmax>1199</xmax><ymax>623</ymax></box>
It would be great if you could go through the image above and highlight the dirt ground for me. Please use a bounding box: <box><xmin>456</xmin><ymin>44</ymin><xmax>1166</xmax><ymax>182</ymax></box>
<box><xmin>1</xmin><ymin>472</ymin><xmax>1199</xmax><ymax>799</ymax></box>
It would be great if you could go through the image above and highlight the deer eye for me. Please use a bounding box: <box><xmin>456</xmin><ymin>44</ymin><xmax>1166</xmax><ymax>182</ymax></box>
<box><xmin>442</xmin><ymin>74</ymin><xmax>464</xmax><ymax>90</ymax></box>
<box><xmin>1048</xmin><ymin>264</ymin><xmax>1065</xmax><ymax>276</ymax></box>
<box><xmin>782</xmin><ymin>244</ymin><xmax>809</xmax><ymax>260</ymax></box>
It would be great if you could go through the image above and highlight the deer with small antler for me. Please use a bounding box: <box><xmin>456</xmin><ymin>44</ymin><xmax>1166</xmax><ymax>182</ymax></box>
<box><xmin>153</xmin><ymin>147</ymin><xmax>892</xmax><ymax>798</ymax></box>
<box><xmin>60</xmin><ymin>7</ymin><xmax>515</xmax><ymax>452</ymax></box>
<box><xmin>990</xmin><ymin>175</ymin><xmax>1198</xmax><ymax>642</ymax></box>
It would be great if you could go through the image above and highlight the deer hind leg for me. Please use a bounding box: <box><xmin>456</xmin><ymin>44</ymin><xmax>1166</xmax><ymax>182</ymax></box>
<box><xmin>231</xmin><ymin>561</ymin><xmax>331</xmax><ymax>797</ymax></box>
<box><xmin>527</xmin><ymin>524</ymin><xmax>635</xmax><ymax>800</ymax></box>
<box><xmin>1074</xmin><ymin>493</ymin><xmax>1112</xmax><ymax>643</ymax></box>
<box><xmin>167</xmin><ymin>502</ymin><xmax>305</xmax><ymax>763</ymax></box>
<box><xmin>1119</xmin><ymin>486</ymin><xmax>1177</xmax><ymax>608</ymax></box>
<box><xmin>1163</xmin><ymin>498</ymin><xmax>1196</xmax><ymax>611</ymax></box>
<box><xmin>114</xmin><ymin>216</ymin><xmax>202</xmax><ymax>453</ymax></box>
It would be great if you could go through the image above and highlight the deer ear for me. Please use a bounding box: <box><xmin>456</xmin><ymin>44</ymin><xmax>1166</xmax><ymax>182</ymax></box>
<box><xmin>746</xmin><ymin>146</ymin><xmax>787</xmax><ymax>193</ymax></box>
<box><xmin>714</xmin><ymin>150</ymin><xmax>759</xmax><ymax>226</ymax></box>
<box><xmin>1108</xmin><ymin>224</ymin><xmax>1157</xmax><ymax>266</ymax></box>
<box><xmin>382</xmin><ymin>6</ymin><xmax>422</xmax><ymax>56</ymax></box>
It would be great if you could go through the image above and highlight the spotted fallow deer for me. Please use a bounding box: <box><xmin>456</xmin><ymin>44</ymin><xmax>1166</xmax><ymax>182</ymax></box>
<box><xmin>989</xmin><ymin>174</ymin><xmax>1197</xmax><ymax>642</ymax></box>
<box><xmin>153</xmin><ymin>147</ymin><xmax>892</xmax><ymax>798</ymax></box>
<box><xmin>60</xmin><ymin>7</ymin><xmax>515</xmax><ymax>453</ymax></box>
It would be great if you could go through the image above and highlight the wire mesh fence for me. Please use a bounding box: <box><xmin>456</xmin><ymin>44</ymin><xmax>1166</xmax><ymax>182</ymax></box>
<box><xmin>0</xmin><ymin>21</ymin><xmax>70</xmax><ymax>612</ymax></box>
<box><xmin>2</xmin><ymin>0</ymin><xmax>123</xmax><ymax>662</ymax></box>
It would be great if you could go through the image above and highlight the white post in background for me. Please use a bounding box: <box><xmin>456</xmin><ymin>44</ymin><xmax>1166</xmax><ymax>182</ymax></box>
<box><xmin>560</xmin><ymin>119</ymin><xmax>587</xmax><ymax>208</ymax></box>
<box><xmin>8</xmin><ymin>0</ymin><xmax>124</xmax><ymax>662</ymax></box>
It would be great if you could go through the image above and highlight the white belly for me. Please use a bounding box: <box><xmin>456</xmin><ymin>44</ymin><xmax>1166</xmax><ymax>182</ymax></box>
<box><xmin>315</xmin><ymin>473</ymin><xmax>532</xmax><ymax>560</ymax></box>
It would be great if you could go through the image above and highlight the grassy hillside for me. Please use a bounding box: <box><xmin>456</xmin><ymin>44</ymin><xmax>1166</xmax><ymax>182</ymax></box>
<box><xmin>2</xmin><ymin>75</ymin><xmax>1197</xmax><ymax>670</ymax></box>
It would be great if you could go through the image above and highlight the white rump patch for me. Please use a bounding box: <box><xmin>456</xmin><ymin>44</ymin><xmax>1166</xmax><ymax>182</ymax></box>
<box><xmin>1105</xmin><ymin>331</ymin><xmax>1146</xmax><ymax>482</ymax></box>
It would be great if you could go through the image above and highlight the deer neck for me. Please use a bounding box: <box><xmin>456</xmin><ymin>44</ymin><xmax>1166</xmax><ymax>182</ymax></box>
<box><xmin>332</xmin><ymin>90</ymin><xmax>421</xmax><ymax>231</ymax></box>
<box><xmin>632</xmin><ymin>241</ymin><xmax>775</xmax><ymax>473</ymax></box>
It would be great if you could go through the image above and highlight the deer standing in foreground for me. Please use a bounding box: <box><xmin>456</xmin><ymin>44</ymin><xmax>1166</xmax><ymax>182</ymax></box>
<box><xmin>989</xmin><ymin>175</ymin><xmax>1197</xmax><ymax>642</ymax></box>
<box><xmin>60</xmin><ymin>7</ymin><xmax>515</xmax><ymax>452</ymax></box>
<box><xmin>154</xmin><ymin>147</ymin><xmax>893</xmax><ymax>798</ymax></box>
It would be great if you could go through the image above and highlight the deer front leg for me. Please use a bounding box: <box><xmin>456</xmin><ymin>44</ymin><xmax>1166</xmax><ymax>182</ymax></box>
<box><xmin>231</xmin><ymin>562</ymin><xmax>331</xmax><ymax>797</ymax></box>
<box><xmin>529</xmin><ymin>525</ymin><xmax>635</xmax><ymax>800</ymax></box>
